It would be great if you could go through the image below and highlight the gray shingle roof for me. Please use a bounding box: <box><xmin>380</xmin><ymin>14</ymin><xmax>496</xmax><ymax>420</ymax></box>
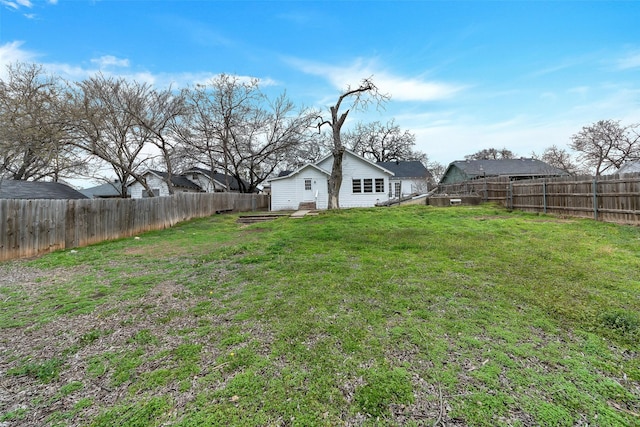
<box><xmin>377</xmin><ymin>161</ymin><xmax>431</xmax><ymax>178</ymax></box>
<box><xmin>617</xmin><ymin>161</ymin><xmax>640</xmax><ymax>175</ymax></box>
<box><xmin>80</xmin><ymin>181</ymin><xmax>126</xmax><ymax>198</ymax></box>
<box><xmin>0</xmin><ymin>180</ymin><xmax>89</xmax><ymax>200</ymax></box>
<box><xmin>450</xmin><ymin>158</ymin><xmax>568</xmax><ymax>178</ymax></box>
<box><xmin>148</xmin><ymin>170</ymin><xmax>203</xmax><ymax>191</ymax></box>
<box><xmin>183</xmin><ymin>167</ymin><xmax>245</xmax><ymax>191</ymax></box>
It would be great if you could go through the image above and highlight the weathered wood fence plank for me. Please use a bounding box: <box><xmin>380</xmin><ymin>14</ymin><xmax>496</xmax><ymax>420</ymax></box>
<box><xmin>0</xmin><ymin>193</ymin><xmax>268</xmax><ymax>261</ymax></box>
<box><xmin>437</xmin><ymin>173</ymin><xmax>640</xmax><ymax>225</ymax></box>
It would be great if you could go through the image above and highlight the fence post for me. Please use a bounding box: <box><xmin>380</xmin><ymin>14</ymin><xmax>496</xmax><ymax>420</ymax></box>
<box><xmin>508</xmin><ymin>181</ymin><xmax>513</xmax><ymax>210</ymax></box>
<box><xmin>543</xmin><ymin>179</ymin><xmax>547</xmax><ymax>214</ymax></box>
<box><xmin>593</xmin><ymin>177</ymin><xmax>598</xmax><ymax>220</ymax></box>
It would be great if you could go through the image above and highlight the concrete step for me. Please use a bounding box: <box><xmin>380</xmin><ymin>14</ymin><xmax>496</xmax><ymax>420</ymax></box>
<box><xmin>236</xmin><ymin>214</ymin><xmax>288</xmax><ymax>224</ymax></box>
<box><xmin>298</xmin><ymin>202</ymin><xmax>317</xmax><ymax>210</ymax></box>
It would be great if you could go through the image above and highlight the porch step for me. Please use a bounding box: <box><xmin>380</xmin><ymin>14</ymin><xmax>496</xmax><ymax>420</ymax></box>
<box><xmin>298</xmin><ymin>202</ymin><xmax>317</xmax><ymax>210</ymax></box>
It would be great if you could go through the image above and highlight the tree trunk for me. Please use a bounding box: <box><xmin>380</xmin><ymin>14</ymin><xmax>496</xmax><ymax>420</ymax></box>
<box><xmin>328</xmin><ymin>147</ymin><xmax>344</xmax><ymax>209</ymax></box>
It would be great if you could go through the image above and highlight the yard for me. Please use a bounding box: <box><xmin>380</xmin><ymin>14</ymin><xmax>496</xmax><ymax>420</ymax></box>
<box><xmin>0</xmin><ymin>205</ymin><xmax>638</xmax><ymax>426</ymax></box>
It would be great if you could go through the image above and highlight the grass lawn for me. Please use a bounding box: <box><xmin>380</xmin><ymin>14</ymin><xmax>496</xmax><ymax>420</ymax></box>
<box><xmin>0</xmin><ymin>204</ymin><xmax>638</xmax><ymax>426</ymax></box>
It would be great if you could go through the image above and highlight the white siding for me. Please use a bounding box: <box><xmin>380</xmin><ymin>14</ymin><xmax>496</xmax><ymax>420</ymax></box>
<box><xmin>317</xmin><ymin>153</ymin><xmax>391</xmax><ymax>208</ymax></box>
<box><xmin>270</xmin><ymin>166</ymin><xmax>329</xmax><ymax>210</ymax></box>
<box><xmin>129</xmin><ymin>174</ymin><xmax>169</xmax><ymax>199</ymax></box>
<box><xmin>129</xmin><ymin>174</ymin><xmax>200</xmax><ymax>199</ymax></box>
<box><xmin>390</xmin><ymin>178</ymin><xmax>430</xmax><ymax>198</ymax></box>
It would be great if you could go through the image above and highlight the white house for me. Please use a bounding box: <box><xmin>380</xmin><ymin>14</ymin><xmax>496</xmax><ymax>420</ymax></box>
<box><xmin>377</xmin><ymin>160</ymin><xmax>431</xmax><ymax>198</ymax></box>
<box><xmin>129</xmin><ymin>170</ymin><xmax>203</xmax><ymax>198</ymax></box>
<box><xmin>128</xmin><ymin>168</ymin><xmax>248</xmax><ymax>199</ymax></box>
<box><xmin>182</xmin><ymin>167</ymin><xmax>245</xmax><ymax>193</ymax></box>
<box><xmin>269</xmin><ymin>150</ymin><xmax>394</xmax><ymax>211</ymax></box>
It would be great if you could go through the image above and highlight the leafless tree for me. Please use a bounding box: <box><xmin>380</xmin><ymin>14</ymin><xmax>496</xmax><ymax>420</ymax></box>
<box><xmin>464</xmin><ymin>147</ymin><xmax>517</xmax><ymax>160</ymax></box>
<box><xmin>127</xmin><ymin>86</ymin><xmax>187</xmax><ymax>194</ymax></box>
<box><xmin>570</xmin><ymin>120</ymin><xmax>640</xmax><ymax>176</ymax></box>
<box><xmin>177</xmin><ymin>75</ymin><xmax>317</xmax><ymax>193</ymax></box>
<box><xmin>68</xmin><ymin>74</ymin><xmax>156</xmax><ymax>197</ymax></box>
<box><xmin>0</xmin><ymin>62</ymin><xmax>86</xmax><ymax>181</ymax></box>
<box><xmin>345</xmin><ymin>119</ymin><xmax>427</xmax><ymax>163</ymax></box>
<box><xmin>531</xmin><ymin>145</ymin><xmax>581</xmax><ymax>176</ymax></box>
<box><xmin>427</xmin><ymin>161</ymin><xmax>446</xmax><ymax>184</ymax></box>
<box><xmin>317</xmin><ymin>78</ymin><xmax>390</xmax><ymax>209</ymax></box>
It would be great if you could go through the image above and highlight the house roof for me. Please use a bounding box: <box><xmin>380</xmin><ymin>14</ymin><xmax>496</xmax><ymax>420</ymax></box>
<box><xmin>617</xmin><ymin>161</ymin><xmax>640</xmax><ymax>175</ymax></box>
<box><xmin>269</xmin><ymin>150</ymin><xmax>396</xmax><ymax>183</ymax></box>
<box><xmin>183</xmin><ymin>167</ymin><xmax>245</xmax><ymax>191</ymax></box>
<box><xmin>80</xmin><ymin>181</ymin><xmax>126</xmax><ymax>198</ymax></box>
<box><xmin>377</xmin><ymin>161</ymin><xmax>431</xmax><ymax>179</ymax></box>
<box><xmin>446</xmin><ymin>158</ymin><xmax>568</xmax><ymax>179</ymax></box>
<box><xmin>0</xmin><ymin>180</ymin><xmax>89</xmax><ymax>200</ymax></box>
<box><xmin>316</xmin><ymin>149</ymin><xmax>395</xmax><ymax>176</ymax></box>
<box><xmin>146</xmin><ymin>170</ymin><xmax>203</xmax><ymax>191</ymax></box>
<box><xmin>268</xmin><ymin>163</ymin><xmax>331</xmax><ymax>182</ymax></box>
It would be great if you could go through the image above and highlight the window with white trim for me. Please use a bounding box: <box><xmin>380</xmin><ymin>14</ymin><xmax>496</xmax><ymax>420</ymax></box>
<box><xmin>363</xmin><ymin>179</ymin><xmax>373</xmax><ymax>193</ymax></box>
<box><xmin>375</xmin><ymin>178</ymin><xmax>384</xmax><ymax>193</ymax></box>
<box><xmin>304</xmin><ymin>179</ymin><xmax>312</xmax><ymax>191</ymax></box>
<box><xmin>352</xmin><ymin>179</ymin><xmax>362</xmax><ymax>193</ymax></box>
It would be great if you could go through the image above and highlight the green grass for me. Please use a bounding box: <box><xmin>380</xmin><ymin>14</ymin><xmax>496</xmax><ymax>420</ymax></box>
<box><xmin>1</xmin><ymin>205</ymin><xmax>638</xmax><ymax>426</ymax></box>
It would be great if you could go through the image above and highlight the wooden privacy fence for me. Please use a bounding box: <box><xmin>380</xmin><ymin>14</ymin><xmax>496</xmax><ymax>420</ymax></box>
<box><xmin>437</xmin><ymin>174</ymin><xmax>640</xmax><ymax>225</ymax></box>
<box><xmin>0</xmin><ymin>192</ymin><xmax>268</xmax><ymax>261</ymax></box>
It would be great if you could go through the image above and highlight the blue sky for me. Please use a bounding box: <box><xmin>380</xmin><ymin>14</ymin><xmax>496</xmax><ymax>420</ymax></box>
<box><xmin>2</xmin><ymin>0</ymin><xmax>640</xmax><ymax>166</ymax></box>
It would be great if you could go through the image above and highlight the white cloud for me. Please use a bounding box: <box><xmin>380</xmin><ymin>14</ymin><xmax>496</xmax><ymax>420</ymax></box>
<box><xmin>287</xmin><ymin>57</ymin><xmax>465</xmax><ymax>102</ymax></box>
<box><xmin>0</xmin><ymin>41</ymin><xmax>37</xmax><ymax>78</ymax></box>
<box><xmin>90</xmin><ymin>55</ymin><xmax>130</xmax><ymax>69</ymax></box>
<box><xmin>0</xmin><ymin>0</ymin><xmax>31</xmax><ymax>9</ymax></box>
<box><xmin>616</xmin><ymin>52</ymin><xmax>640</xmax><ymax>70</ymax></box>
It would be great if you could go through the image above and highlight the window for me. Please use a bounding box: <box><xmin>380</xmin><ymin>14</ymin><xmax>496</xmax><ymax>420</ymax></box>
<box><xmin>363</xmin><ymin>179</ymin><xmax>373</xmax><ymax>193</ymax></box>
<box><xmin>304</xmin><ymin>179</ymin><xmax>312</xmax><ymax>191</ymax></box>
<box><xmin>375</xmin><ymin>178</ymin><xmax>384</xmax><ymax>193</ymax></box>
<box><xmin>394</xmin><ymin>182</ymin><xmax>401</xmax><ymax>198</ymax></box>
<box><xmin>352</xmin><ymin>179</ymin><xmax>361</xmax><ymax>193</ymax></box>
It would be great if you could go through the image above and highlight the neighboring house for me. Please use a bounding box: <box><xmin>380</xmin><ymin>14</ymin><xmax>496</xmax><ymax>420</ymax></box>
<box><xmin>617</xmin><ymin>161</ymin><xmax>640</xmax><ymax>175</ymax></box>
<box><xmin>80</xmin><ymin>180</ymin><xmax>128</xmax><ymax>198</ymax></box>
<box><xmin>377</xmin><ymin>160</ymin><xmax>432</xmax><ymax>198</ymax></box>
<box><xmin>0</xmin><ymin>180</ymin><xmax>88</xmax><ymax>200</ymax></box>
<box><xmin>129</xmin><ymin>170</ymin><xmax>203</xmax><ymax>199</ymax></box>
<box><xmin>440</xmin><ymin>158</ymin><xmax>569</xmax><ymax>184</ymax></box>
<box><xmin>269</xmin><ymin>150</ymin><xmax>394</xmax><ymax>211</ymax></box>
<box><xmin>182</xmin><ymin>167</ymin><xmax>246</xmax><ymax>193</ymax></box>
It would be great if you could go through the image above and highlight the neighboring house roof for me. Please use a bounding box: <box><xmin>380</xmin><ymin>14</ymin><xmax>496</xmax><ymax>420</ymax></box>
<box><xmin>144</xmin><ymin>170</ymin><xmax>203</xmax><ymax>191</ymax></box>
<box><xmin>277</xmin><ymin>170</ymin><xmax>294</xmax><ymax>177</ymax></box>
<box><xmin>0</xmin><ymin>180</ymin><xmax>89</xmax><ymax>200</ymax></box>
<box><xmin>80</xmin><ymin>181</ymin><xmax>127</xmax><ymax>198</ymax></box>
<box><xmin>183</xmin><ymin>167</ymin><xmax>245</xmax><ymax>191</ymax></box>
<box><xmin>377</xmin><ymin>161</ymin><xmax>432</xmax><ymax>179</ymax></box>
<box><xmin>441</xmin><ymin>158</ymin><xmax>568</xmax><ymax>184</ymax></box>
<box><xmin>617</xmin><ymin>161</ymin><xmax>640</xmax><ymax>175</ymax></box>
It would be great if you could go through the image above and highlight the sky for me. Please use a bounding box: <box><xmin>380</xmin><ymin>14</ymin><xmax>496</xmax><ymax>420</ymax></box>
<box><xmin>2</xmin><ymin>0</ymin><xmax>640</xmax><ymax>168</ymax></box>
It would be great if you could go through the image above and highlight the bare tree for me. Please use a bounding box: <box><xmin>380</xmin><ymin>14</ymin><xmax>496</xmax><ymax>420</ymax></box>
<box><xmin>177</xmin><ymin>75</ymin><xmax>317</xmax><ymax>193</ymax></box>
<box><xmin>69</xmin><ymin>74</ymin><xmax>156</xmax><ymax>197</ymax></box>
<box><xmin>427</xmin><ymin>160</ymin><xmax>446</xmax><ymax>184</ymax></box>
<box><xmin>128</xmin><ymin>87</ymin><xmax>187</xmax><ymax>195</ymax></box>
<box><xmin>464</xmin><ymin>147</ymin><xmax>517</xmax><ymax>160</ymax></box>
<box><xmin>345</xmin><ymin>119</ymin><xmax>427</xmax><ymax>163</ymax></box>
<box><xmin>0</xmin><ymin>62</ymin><xmax>85</xmax><ymax>181</ymax></box>
<box><xmin>532</xmin><ymin>145</ymin><xmax>581</xmax><ymax>176</ymax></box>
<box><xmin>317</xmin><ymin>78</ymin><xmax>390</xmax><ymax>209</ymax></box>
<box><xmin>570</xmin><ymin>120</ymin><xmax>640</xmax><ymax>176</ymax></box>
